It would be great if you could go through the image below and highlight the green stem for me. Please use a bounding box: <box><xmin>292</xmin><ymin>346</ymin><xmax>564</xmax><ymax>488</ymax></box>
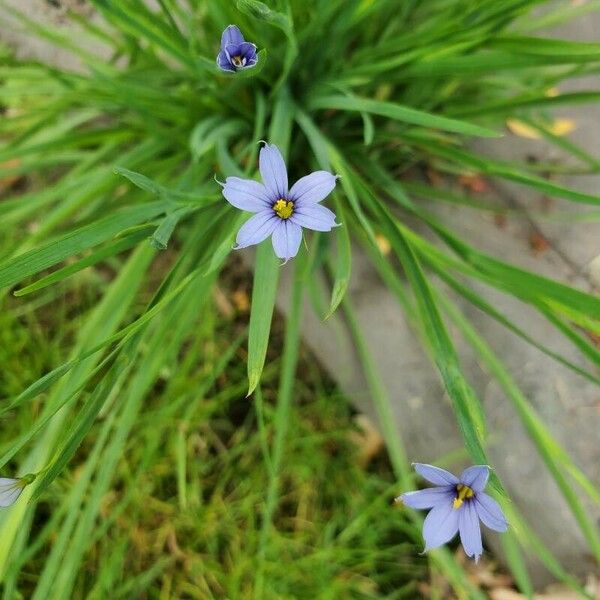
<box><xmin>254</xmin><ymin>255</ymin><xmax>306</xmax><ymax>599</ymax></box>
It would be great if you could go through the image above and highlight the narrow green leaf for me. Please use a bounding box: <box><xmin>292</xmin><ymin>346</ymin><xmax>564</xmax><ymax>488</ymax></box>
<box><xmin>247</xmin><ymin>243</ymin><xmax>280</xmax><ymax>396</ymax></box>
<box><xmin>324</xmin><ymin>198</ymin><xmax>351</xmax><ymax>319</ymax></box>
<box><xmin>237</xmin><ymin>0</ymin><xmax>291</xmax><ymax>31</ymax></box>
<box><xmin>14</xmin><ymin>231</ymin><xmax>149</xmax><ymax>296</ymax></box>
<box><xmin>0</xmin><ymin>202</ymin><xmax>168</xmax><ymax>289</ymax></box>
<box><xmin>189</xmin><ymin>117</ymin><xmax>248</xmax><ymax>160</ymax></box>
<box><xmin>31</xmin><ymin>356</ymin><xmax>130</xmax><ymax>501</ymax></box>
<box><xmin>114</xmin><ymin>166</ymin><xmax>164</xmax><ymax>196</ymax></box>
<box><xmin>309</xmin><ymin>95</ymin><xmax>501</xmax><ymax>138</ymax></box>
<box><xmin>150</xmin><ymin>209</ymin><xmax>188</xmax><ymax>250</ymax></box>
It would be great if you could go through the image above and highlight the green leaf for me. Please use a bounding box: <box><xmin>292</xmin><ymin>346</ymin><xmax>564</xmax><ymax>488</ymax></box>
<box><xmin>247</xmin><ymin>243</ymin><xmax>280</xmax><ymax>396</ymax></box>
<box><xmin>150</xmin><ymin>208</ymin><xmax>189</xmax><ymax>250</ymax></box>
<box><xmin>189</xmin><ymin>117</ymin><xmax>248</xmax><ymax>160</ymax></box>
<box><xmin>236</xmin><ymin>0</ymin><xmax>291</xmax><ymax>31</ymax></box>
<box><xmin>114</xmin><ymin>167</ymin><xmax>175</xmax><ymax>198</ymax></box>
<box><xmin>324</xmin><ymin>198</ymin><xmax>351</xmax><ymax>320</ymax></box>
<box><xmin>14</xmin><ymin>231</ymin><xmax>149</xmax><ymax>296</ymax></box>
<box><xmin>308</xmin><ymin>95</ymin><xmax>501</xmax><ymax>138</ymax></box>
<box><xmin>30</xmin><ymin>356</ymin><xmax>131</xmax><ymax>501</ymax></box>
<box><xmin>0</xmin><ymin>202</ymin><xmax>169</xmax><ymax>290</ymax></box>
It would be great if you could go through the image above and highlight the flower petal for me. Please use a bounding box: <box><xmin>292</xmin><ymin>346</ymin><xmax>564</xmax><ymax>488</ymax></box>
<box><xmin>399</xmin><ymin>487</ymin><xmax>454</xmax><ymax>510</ymax></box>
<box><xmin>414</xmin><ymin>463</ymin><xmax>459</xmax><ymax>486</ymax></box>
<box><xmin>222</xmin><ymin>177</ymin><xmax>271</xmax><ymax>212</ymax></box>
<box><xmin>234</xmin><ymin>211</ymin><xmax>278</xmax><ymax>249</ymax></box>
<box><xmin>216</xmin><ymin>50</ymin><xmax>234</xmax><ymax>72</ymax></box>
<box><xmin>225</xmin><ymin>42</ymin><xmax>257</xmax><ymax>61</ymax></box>
<box><xmin>0</xmin><ymin>479</ymin><xmax>23</xmax><ymax>508</ymax></box>
<box><xmin>459</xmin><ymin>501</ymin><xmax>483</xmax><ymax>561</ymax></box>
<box><xmin>291</xmin><ymin>204</ymin><xmax>339</xmax><ymax>232</ymax></box>
<box><xmin>422</xmin><ymin>502</ymin><xmax>460</xmax><ymax>551</ymax></box>
<box><xmin>271</xmin><ymin>220</ymin><xmax>302</xmax><ymax>262</ymax></box>
<box><xmin>460</xmin><ymin>465</ymin><xmax>490</xmax><ymax>492</ymax></box>
<box><xmin>224</xmin><ymin>42</ymin><xmax>253</xmax><ymax>60</ymax></box>
<box><xmin>475</xmin><ymin>492</ymin><xmax>508</xmax><ymax>532</ymax></box>
<box><xmin>259</xmin><ymin>143</ymin><xmax>288</xmax><ymax>199</ymax></box>
<box><xmin>289</xmin><ymin>171</ymin><xmax>338</xmax><ymax>206</ymax></box>
<box><xmin>221</xmin><ymin>25</ymin><xmax>244</xmax><ymax>49</ymax></box>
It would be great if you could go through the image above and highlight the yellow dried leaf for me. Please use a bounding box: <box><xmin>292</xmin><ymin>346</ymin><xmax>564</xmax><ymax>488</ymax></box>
<box><xmin>507</xmin><ymin>118</ymin><xmax>576</xmax><ymax>139</ymax></box>
<box><xmin>549</xmin><ymin>118</ymin><xmax>576</xmax><ymax>136</ymax></box>
<box><xmin>375</xmin><ymin>233</ymin><xmax>391</xmax><ymax>256</ymax></box>
<box><xmin>506</xmin><ymin>119</ymin><xmax>540</xmax><ymax>139</ymax></box>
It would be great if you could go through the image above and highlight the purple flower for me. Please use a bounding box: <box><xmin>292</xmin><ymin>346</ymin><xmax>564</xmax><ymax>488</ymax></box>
<box><xmin>397</xmin><ymin>463</ymin><xmax>508</xmax><ymax>562</ymax></box>
<box><xmin>217</xmin><ymin>25</ymin><xmax>258</xmax><ymax>73</ymax></box>
<box><xmin>220</xmin><ymin>143</ymin><xmax>340</xmax><ymax>262</ymax></box>
<box><xmin>0</xmin><ymin>474</ymin><xmax>35</xmax><ymax>508</ymax></box>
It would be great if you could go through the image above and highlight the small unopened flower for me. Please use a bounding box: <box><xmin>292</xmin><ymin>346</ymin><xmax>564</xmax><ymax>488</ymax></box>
<box><xmin>217</xmin><ymin>25</ymin><xmax>258</xmax><ymax>73</ymax></box>
<box><xmin>220</xmin><ymin>143</ymin><xmax>340</xmax><ymax>262</ymax></box>
<box><xmin>0</xmin><ymin>474</ymin><xmax>35</xmax><ymax>508</ymax></box>
<box><xmin>397</xmin><ymin>463</ymin><xmax>508</xmax><ymax>562</ymax></box>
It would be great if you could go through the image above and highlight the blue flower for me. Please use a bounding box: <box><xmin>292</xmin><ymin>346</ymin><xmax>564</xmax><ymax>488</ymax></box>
<box><xmin>220</xmin><ymin>143</ymin><xmax>340</xmax><ymax>262</ymax></box>
<box><xmin>397</xmin><ymin>463</ymin><xmax>508</xmax><ymax>562</ymax></box>
<box><xmin>0</xmin><ymin>474</ymin><xmax>35</xmax><ymax>508</ymax></box>
<box><xmin>217</xmin><ymin>25</ymin><xmax>258</xmax><ymax>73</ymax></box>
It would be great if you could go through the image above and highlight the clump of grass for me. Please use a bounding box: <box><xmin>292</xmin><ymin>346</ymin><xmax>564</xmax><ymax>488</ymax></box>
<box><xmin>0</xmin><ymin>0</ymin><xmax>599</xmax><ymax>597</ymax></box>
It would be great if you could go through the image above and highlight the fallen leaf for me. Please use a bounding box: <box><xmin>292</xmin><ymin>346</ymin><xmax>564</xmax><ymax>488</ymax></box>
<box><xmin>506</xmin><ymin>119</ymin><xmax>540</xmax><ymax>139</ymax></box>
<box><xmin>350</xmin><ymin>414</ymin><xmax>384</xmax><ymax>468</ymax></box>
<box><xmin>375</xmin><ymin>233</ymin><xmax>391</xmax><ymax>256</ymax></box>
<box><xmin>494</xmin><ymin>213</ymin><xmax>508</xmax><ymax>229</ymax></box>
<box><xmin>507</xmin><ymin>118</ymin><xmax>575</xmax><ymax>140</ymax></box>
<box><xmin>213</xmin><ymin>286</ymin><xmax>233</xmax><ymax>318</ymax></box>
<box><xmin>529</xmin><ymin>232</ymin><xmax>550</xmax><ymax>256</ymax></box>
<box><xmin>232</xmin><ymin>288</ymin><xmax>250</xmax><ymax>312</ymax></box>
<box><xmin>458</xmin><ymin>173</ymin><xmax>489</xmax><ymax>194</ymax></box>
<box><xmin>490</xmin><ymin>589</ymin><xmax>524</xmax><ymax>600</ymax></box>
<box><xmin>426</xmin><ymin>166</ymin><xmax>443</xmax><ymax>187</ymax></box>
<box><xmin>0</xmin><ymin>159</ymin><xmax>22</xmax><ymax>193</ymax></box>
<box><xmin>549</xmin><ymin>119</ymin><xmax>576</xmax><ymax>136</ymax></box>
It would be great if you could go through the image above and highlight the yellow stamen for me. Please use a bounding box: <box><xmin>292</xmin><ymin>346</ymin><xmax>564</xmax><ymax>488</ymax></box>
<box><xmin>453</xmin><ymin>483</ymin><xmax>474</xmax><ymax>509</ymax></box>
<box><xmin>273</xmin><ymin>198</ymin><xmax>294</xmax><ymax>219</ymax></box>
<box><xmin>232</xmin><ymin>56</ymin><xmax>243</xmax><ymax>67</ymax></box>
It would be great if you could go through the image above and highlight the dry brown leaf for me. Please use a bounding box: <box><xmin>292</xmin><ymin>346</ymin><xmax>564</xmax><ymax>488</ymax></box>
<box><xmin>490</xmin><ymin>589</ymin><xmax>524</xmax><ymax>600</ymax></box>
<box><xmin>232</xmin><ymin>288</ymin><xmax>250</xmax><ymax>312</ymax></box>
<box><xmin>458</xmin><ymin>173</ymin><xmax>489</xmax><ymax>194</ymax></box>
<box><xmin>350</xmin><ymin>414</ymin><xmax>384</xmax><ymax>468</ymax></box>
<box><xmin>426</xmin><ymin>166</ymin><xmax>444</xmax><ymax>187</ymax></box>
<box><xmin>494</xmin><ymin>213</ymin><xmax>508</xmax><ymax>229</ymax></box>
<box><xmin>529</xmin><ymin>232</ymin><xmax>550</xmax><ymax>256</ymax></box>
<box><xmin>491</xmin><ymin>576</ymin><xmax>600</xmax><ymax>600</ymax></box>
<box><xmin>466</xmin><ymin>558</ymin><xmax>513</xmax><ymax>589</ymax></box>
<box><xmin>213</xmin><ymin>286</ymin><xmax>233</xmax><ymax>318</ymax></box>
<box><xmin>0</xmin><ymin>159</ymin><xmax>22</xmax><ymax>193</ymax></box>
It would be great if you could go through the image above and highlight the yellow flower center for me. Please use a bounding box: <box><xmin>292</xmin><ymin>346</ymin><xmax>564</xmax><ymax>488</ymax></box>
<box><xmin>232</xmin><ymin>55</ymin><xmax>244</xmax><ymax>67</ymax></box>
<box><xmin>453</xmin><ymin>483</ymin><xmax>474</xmax><ymax>509</ymax></box>
<box><xmin>273</xmin><ymin>198</ymin><xmax>294</xmax><ymax>219</ymax></box>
